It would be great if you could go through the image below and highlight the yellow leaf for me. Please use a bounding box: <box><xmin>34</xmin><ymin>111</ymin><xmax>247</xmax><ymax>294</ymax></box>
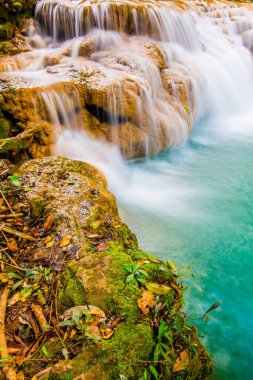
<box><xmin>145</xmin><ymin>282</ymin><xmax>172</xmax><ymax>295</ymax></box>
<box><xmin>100</xmin><ymin>328</ymin><xmax>114</xmax><ymax>339</ymax></box>
<box><xmin>167</xmin><ymin>260</ymin><xmax>177</xmax><ymax>271</ymax></box>
<box><xmin>59</xmin><ymin>235</ymin><xmax>72</xmax><ymax>248</ymax></box>
<box><xmin>70</xmin><ymin>329</ymin><xmax>77</xmax><ymax>338</ymax></box>
<box><xmin>7</xmin><ymin>239</ymin><xmax>18</xmax><ymax>252</ymax></box>
<box><xmin>172</xmin><ymin>350</ymin><xmax>190</xmax><ymax>372</ymax></box>
<box><xmin>148</xmin><ymin>257</ymin><xmax>161</xmax><ymax>263</ymax></box>
<box><xmin>90</xmin><ymin>220</ymin><xmax>101</xmax><ymax>230</ymax></box>
<box><xmin>138</xmin><ymin>290</ymin><xmax>156</xmax><ymax>314</ymax></box>
<box><xmin>0</xmin><ymin>273</ymin><xmax>10</xmax><ymax>283</ymax></box>
<box><xmin>44</xmin><ymin>236</ymin><xmax>52</xmax><ymax>244</ymax></box>
<box><xmin>43</xmin><ymin>214</ymin><xmax>54</xmax><ymax>230</ymax></box>
<box><xmin>46</xmin><ymin>240</ymin><xmax>55</xmax><ymax>248</ymax></box>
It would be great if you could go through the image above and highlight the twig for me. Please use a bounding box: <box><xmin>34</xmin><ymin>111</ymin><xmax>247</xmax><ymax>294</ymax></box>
<box><xmin>4</xmin><ymin>251</ymin><xmax>23</xmax><ymax>270</ymax></box>
<box><xmin>0</xmin><ymin>213</ymin><xmax>23</xmax><ymax>219</ymax></box>
<box><xmin>0</xmin><ymin>281</ymin><xmax>13</xmax><ymax>359</ymax></box>
<box><xmin>0</xmin><ymin>224</ymin><xmax>37</xmax><ymax>242</ymax></box>
<box><xmin>31</xmin><ymin>366</ymin><xmax>52</xmax><ymax>380</ymax></box>
<box><xmin>0</xmin><ymin>189</ymin><xmax>14</xmax><ymax>214</ymax></box>
<box><xmin>0</xmin><ymin>260</ymin><xmax>26</xmax><ymax>272</ymax></box>
<box><xmin>31</xmin><ymin>304</ymin><xmax>49</xmax><ymax>331</ymax></box>
<box><xmin>27</xmin><ymin>310</ymin><xmax>40</xmax><ymax>340</ymax></box>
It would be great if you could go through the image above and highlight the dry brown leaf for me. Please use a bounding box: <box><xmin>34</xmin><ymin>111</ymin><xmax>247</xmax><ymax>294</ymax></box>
<box><xmin>86</xmin><ymin>233</ymin><xmax>99</xmax><ymax>239</ymax></box>
<box><xmin>171</xmin><ymin>283</ymin><xmax>182</xmax><ymax>295</ymax></box>
<box><xmin>44</xmin><ymin>236</ymin><xmax>52</xmax><ymax>244</ymax></box>
<box><xmin>138</xmin><ymin>290</ymin><xmax>156</xmax><ymax>315</ymax></box>
<box><xmin>43</xmin><ymin>214</ymin><xmax>54</xmax><ymax>230</ymax></box>
<box><xmin>61</xmin><ymin>305</ymin><xmax>106</xmax><ymax>325</ymax></box>
<box><xmin>59</xmin><ymin>235</ymin><xmax>72</xmax><ymax>248</ymax></box>
<box><xmin>172</xmin><ymin>350</ymin><xmax>190</xmax><ymax>372</ymax></box>
<box><xmin>7</xmin><ymin>240</ymin><xmax>18</xmax><ymax>252</ymax></box>
<box><xmin>97</xmin><ymin>242</ymin><xmax>109</xmax><ymax>252</ymax></box>
<box><xmin>18</xmin><ymin>316</ymin><xmax>30</xmax><ymax>326</ymax></box>
<box><xmin>8</xmin><ymin>291</ymin><xmax>20</xmax><ymax>306</ymax></box>
<box><xmin>85</xmin><ymin>325</ymin><xmax>101</xmax><ymax>339</ymax></box>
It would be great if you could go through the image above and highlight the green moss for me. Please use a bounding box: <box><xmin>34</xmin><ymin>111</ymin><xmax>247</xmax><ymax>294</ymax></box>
<box><xmin>29</xmin><ymin>196</ymin><xmax>45</xmax><ymax>218</ymax></box>
<box><xmin>102</xmin><ymin>322</ymin><xmax>154</xmax><ymax>379</ymax></box>
<box><xmin>58</xmin><ymin>268</ymin><xmax>87</xmax><ymax>312</ymax></box>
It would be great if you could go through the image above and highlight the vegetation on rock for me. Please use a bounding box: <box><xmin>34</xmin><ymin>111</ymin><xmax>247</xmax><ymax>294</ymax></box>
<box><xmin>0</xmin><ymin>156</ymin><xmax>212</xmax><ymax>379</ymax></box>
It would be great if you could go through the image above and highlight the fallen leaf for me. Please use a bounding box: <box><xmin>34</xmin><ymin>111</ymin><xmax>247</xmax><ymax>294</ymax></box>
<box><xmin>8</xmin><ymin>342</ymin><xmax>24</xmax><ymax>354</ymax></box>
<box><xmin>172</xmin><ymin>350</ymin><xmax>190</xmax><ymax>372</ymax></box>
<box><xmin>170</xmin><ymin>283</ymin><xmax>182</xmax><ymax>295</ymax></box>
<box><xmin>148</xmin><ymin>257</ymin><xmax>161</xmax><ymax>263</ymax></box>
<box><xmin>8</xmin><ymin>175</ymin><xmax>21</xmax><ymax>186</ymax></box>
<box><xmin>145</xmin><ymin>282</ymin><xmax>172</xmax><ymax>295</ymax></box>
<box><xmin>0</xmin><ymin>198</ymin><xmax>4</xmax><ymax>207</ymax></box>
<box><xmin>90</xmin><ymin>220</ymin><xmax>101</xmax><ymax>229</ymax></box>
<box><xmin>0</xmin><ymin>273</ymin><xmax>10</xmax><ymax>283</ymax></box>
<box><xmin>60</xmin><ymin>235</ymin><xmax>72</xmax><ymax>248</ymax></box>
<box><xmin>138</xmin><ymin>290</ymin><xmax>156</xmax><ymax>314</ymax></box>
<box><xmin>46</xmin><ymin>240</ymin><xmax>55</xmax><ymax>248</ymax></box>
<box><xmin>97</xmin><ymin>242</ymin><xmax>109</xmax><ymax>252</ymax></box>
<box><xmin>70</xmin><ymin>328</ymin><xmax>77</xmax><ymax>338</ymax></box>
<box><xmin>8</xmin><ymin>291</ymin><xmax>20</xmax><ymax>306</ymax></box>
<box><xmin>86</xmin><ymin>233</ymin><xmax>99</xmax><ymax>239</ymax></box>
<box><xmin>61</xmin><ymin>305</ymin><xmax>106</xmax><ymax>325</ymax></box>
<box><xmin>44</xmin><ymin>236</ymin><xmax>52</xmax><ymax>244</ymax></box>
<box><xmin>7</xmin><ymin>240</ymin><xmax>18</xmax><ymax>252</ymax></box>
<box><xmin>85</xmin><ymin>325</ymin><xmax>101</xmax><ymax>340</ymax></box>
<box><xmin>43</xmin><ymin>214</ymin><xmax>54</xmax><ymax>230</ymax></box>
<box><xmin>100</xmin><ymin>327</ymin><xmax>114</xmax><ymax>339</ymax></box>
<box><xmin>167</xmin><ymin>260</ymin><xmax>177</xmax><ymax>271</ymax></box>
<box><xmin>18</xmin><ymin>316</ymin><xmax>30</xmax><ymax>326</ymax></box>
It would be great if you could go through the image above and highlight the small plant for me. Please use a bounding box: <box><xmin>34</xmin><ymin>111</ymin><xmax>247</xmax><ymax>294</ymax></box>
<box><xmin>59</xmin><ymin>310</ymin><xmax>101</xmax><ymax>340</ymax></box>
<box><xmin>123</xmin><ymin>262</ymin><xmax>148</xmax><ymax>286</ymax></box>
<box><xmin>153</xmin><ymin>321</ymin><xmax>173</xmax><ymax>365</ymax></box>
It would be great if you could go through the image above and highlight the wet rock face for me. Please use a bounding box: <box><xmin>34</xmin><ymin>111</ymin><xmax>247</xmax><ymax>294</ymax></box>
<box><xmin>9</xmin><ymin>156</ymin><xmax>212</xmax><ymax>379</ymax></box>
<box><xmin>0</xmin><ymin>0</ymin><xmax>205</xmax><ymax>161</ymax></box>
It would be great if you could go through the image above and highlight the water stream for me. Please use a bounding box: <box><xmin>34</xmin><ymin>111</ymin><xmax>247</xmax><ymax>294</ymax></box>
<box><xmin>2</xmin><ymin>0</ymin><xmax>253</xmax><ymax>378</ymax></box>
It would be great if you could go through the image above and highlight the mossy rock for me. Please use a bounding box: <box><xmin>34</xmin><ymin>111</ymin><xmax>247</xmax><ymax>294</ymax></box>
<box><xmin>9</xmin><ymin>156</ymin><xmax>212</xmax><ymax>379</ymax></box>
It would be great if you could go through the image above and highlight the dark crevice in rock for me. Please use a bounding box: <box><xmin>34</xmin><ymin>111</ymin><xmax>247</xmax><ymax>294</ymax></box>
<box><xmin>86</xmin><ymin>103</ymin><xmax>128</xmax><ymax>125</ymax></box>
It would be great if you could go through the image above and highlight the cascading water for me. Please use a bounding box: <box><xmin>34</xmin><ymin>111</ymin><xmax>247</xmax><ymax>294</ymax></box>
<box><xmin>2</xmin><ymin>0</ymin><xmax>253</xmax><ymax>378</ymax></box>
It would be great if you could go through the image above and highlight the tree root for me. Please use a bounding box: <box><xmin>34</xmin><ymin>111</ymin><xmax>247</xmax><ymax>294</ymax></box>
<box><xmin>0</xmin><ymin>123</ymin><xmax>44</xmax><ymax>155</ymax></box>
<box><xmin>0</xmin><ymin>281</ymin><xmax>17</xmax><ymax>380</ymax></box>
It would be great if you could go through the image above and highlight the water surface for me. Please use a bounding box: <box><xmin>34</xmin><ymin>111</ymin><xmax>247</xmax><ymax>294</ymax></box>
<box><xmin>118</xmin><ymin>115</ymin><xmax>253</xmax><ymax>380</ymax></box>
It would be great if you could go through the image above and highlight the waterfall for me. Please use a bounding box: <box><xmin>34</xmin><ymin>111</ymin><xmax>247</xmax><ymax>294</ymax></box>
<box><xmin>1</xmin><ymin>0</ymin><xmax>253</xmax><ymax>166</ymax></box>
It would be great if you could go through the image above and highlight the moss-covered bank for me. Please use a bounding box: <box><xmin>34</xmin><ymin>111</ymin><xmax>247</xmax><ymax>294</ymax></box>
<box><xmin>0</xmin><ymin>0</ymin><xmax>36</xmax><ymax>55</ymax></box>
<box><xmin>0</xmin><ymin>156</ymin><xmax>212</xmax><ymax>379</ymax></box>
